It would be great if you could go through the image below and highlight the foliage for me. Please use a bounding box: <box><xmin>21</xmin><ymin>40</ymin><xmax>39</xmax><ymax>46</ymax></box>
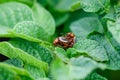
<box><xmin>0</xmin><ymin>0</ymin><xmax>120</xmax><ymax>80</ymax></box>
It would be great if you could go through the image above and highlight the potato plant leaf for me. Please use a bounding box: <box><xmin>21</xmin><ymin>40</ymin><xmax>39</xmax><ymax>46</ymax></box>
<box><xmin>10</xmin><ymin>21</ymin><xmax>47</xmax><ymax>41</ymax></box>
<box><xmin>4</xmin><ymin>58</ymin><xmax>23</xmax><ymax>68</ymax></box>
<box><xmin>84</xmin><ymin>72</ymin><xmax>107</xmax><ymax>80</ymax></box>
<box><xmin>70</xmin><ymin>17</ymin><xmax>104</xmax><ymax>39</ymax></box>
<box><xmin>32</xmin><ymin>3</ymin><xmax>55</xmax><ymax>36</ymax></box>
<box><xmin>24</xmin><ymin>64</ymin><xmax>46</xmax><ymax>79</ymax></box>
<box><xmin>51</xmin><ymin>59</ymin><xmax>70</xmax><ymax>80</ymax></box>
<box><xmin>0</xmin><ymin>2</ymin><xmax>33</xmax><ymax>35</ymax></box>
<box><xmin>49</xmin><ymin>9</ymin><xmax>70</xmax><ymax>27</ymax></box>
<box><xmin>0</xmin><ymin>63</ymin><xmax>34</xmax><ymax>80</ymax></box>
<box><xmin>72</xmin><ymin>39</ymin><xmax>108</xmax><ymax>62</ymax></box>
<box><xmin>47</xmin><ymin>0</ymin><xmax>80</xmax><ymax>12</ymax></box>
<box><xmin>0</xmin><ymin>42</ymin><xmax>48</xmax><ymax>73</ymax></box>
<box><xmin>9</xmin><ymin>38</ymin><xmax>53</xmax><ymax>64</ymax></box>
<box><xmin>107</xmin><ymin>18</ymin><xmax>120</xmax><ymax>44</ymax></box>
<box><xmin>0</xmin><ymin>0</ymin><xmax>120</xmax><ymax>80</ymax></box>
<box><xmin>37</xmin><ymin>0</ymin><xmax>47</xmax><ymax>6</ymax></box>
<box><xmin>51</xmin><ymin>56</ymin><xmax>106</xmax><ymax>80</ymax></box>
<box><xmin>54</xmin><ymin>47</ymin><xmax>69</xmax><ymax>63</ymax></box>
<box><xmin>0</xmin><ymin>0</ymin><xmax>35</xmax><ymax>7</ymax></box>
<box><xmin>88</xmin><ymin>33</ymin><xmax>120</xmax><ymax>70</ymax></box>
<box><xmin>72</xmin><ymin>0</ymin><xmax>110</xmax><ymax>12</ymax></box>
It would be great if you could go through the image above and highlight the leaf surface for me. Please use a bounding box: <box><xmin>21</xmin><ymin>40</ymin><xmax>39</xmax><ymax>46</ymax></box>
<box><xmin>0</xmin><ymin>42</ymin><xmax>48</xmax><ymax>72</ymax></box>
<box><xmin>89</xmin><ymin>33</ymin><xmax>120</xmax><ymax>70</ymax></box>
<box><xmin>72</xmin><ymin>39</ymin><xmax>108</xmax><ymax>61</ymax></box>
<box><xmin>47</xmin><ymin>0</ymin><xmax>80</xmax><ymax>12</ymax></box>
<box><xmin>0</xmin><ymin>0</ymin><xmax>34</xmax><ymax>6</ymax></box>
<box><xmin>24</xmin><ymin>64</ymin><xmax>46</xmax><ymax>79</ymax></box>
<box><xmin>0</xmin><ymin>2</ymin><xmax>33</xmax><ymax>35</ymax></box>
<box><xmin>9</xmin><ymin>38</ymin><xmax>53</xmax><ymax>64</ymax></box>
<box><xmin>70</xmin><ymin>17</ymin><xmax>104</xmax><ymax>39</ymax></box>
<box><xmin>84</xmin><ymin>72</ymin><xmax>107</xmax><ymax>80</ymax></box>
<box><xmin>54</xmin><ymin>47</ymin><xmax>69</xmax><ymax>63</ymax></box>
<box><xmin>4</xmin><ymin>58</ymin><xmax>23</xmax><ymax>68</ymax></box>
<box><xmin>32</xmin><ymin>3</ymin><xmax>55</xmax><ymax>36</ymax></box>
<box><xmin>0</xmin><ymin>63</ymin><xmax>34</xmax><ymax>80</ymax></box>
<box><xmin>51</xmin><ymin>56</ymin><xmax>106</xmax><ymax>80</ymax></box>
<box><xmin>107</xmin><ymin>18</ymin><xmax>120</xmax><ymax>44</ymax></box>
<box><xmin>78</xmin><ymin>0</ymin><xmax>110</xmax><ymax>12</ymax></box>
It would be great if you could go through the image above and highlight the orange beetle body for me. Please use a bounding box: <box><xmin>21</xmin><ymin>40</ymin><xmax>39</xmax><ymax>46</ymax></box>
<box><xmin>53</xmin><ymin>32</ymin><xmax>76</xmax><ymax>49</ymax></box>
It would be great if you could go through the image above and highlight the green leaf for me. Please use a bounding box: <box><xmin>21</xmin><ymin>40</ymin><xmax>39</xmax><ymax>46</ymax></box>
<box><xmin>9</xmin><ymin>38</ymin><xmax>53</xmax><ymax>64</ymax></box>
<box><xmin>24</xmin><ymin>64</ymin><xmax>46</xmax><ymax>79</ymax></box>
<box><xmin>37</xmin><ymin>78</ymin><xmax>50</xmax><ymax>80</ymax></box>
<box><xmin>63</xmin><ymin>10</ymin><xmax>97</xmax><ymax>33</ymax></box>
<box><xmin>51</xmin><ymin>59</ymin><xmax>71</xmax><ymax>80</ymax></box>
<box><xmin>51</xmin><ymin>56</ymin><xmax>106</xmax><ymax>80</ymax></box>
<box><xmin>0</xmin><ymin>25</ymin><xmax>10</xmax><ymax>34</ymax></box>
<box><xmin>101</xmin><ymin>12</ymin><xmax>115</xmax><ymax>31</ymax></box>
<box><xmin>79</xmin><ymin>0</ymin><xmax>110</xmax><ymax>12</ymax></box>
<box><xmin>8</xmin><ymin>21</ymin><xmax>53</xmax><ymax>47</ymax></box>
<box><xmin>88</xmin><ymin>33</ymin><xmax>120</xmax><ymax>70</ymax></box>
<box><xmin>73</xmin><ymin>39</ymin><xmax>108</xmax><ymax>62</ymax></box>
<box><xmin>49</xmin><ymin>9</ymin><xmax>70</xmax><ymax>27</ymax></box>
<box><xmin>11</xmin><ymin>21</ymin><xmax>47</xmax><ymax>41</ymax></box>
<box><xmin>105</xmin><ymin>5</ymin><xmax>120</xmax><ymax>44</ymax></box>
<box><xmin>106</xmin><ymin>32</ymin><xmax>120</xmax><ymax>53</ymax></box>
<box><xmin>67</xmin><ymin>48</ymin><xmax>78</xmax><ymax>58</ymax></box>
<box><xmin>0</xmin><ymin>42</ymin><xmax>48</xmax><ymax>73</ymax></box>
<box><xmin>102</xmin><ymin>12</ymin><xmax>115</xmax><ymax>23</ymax></box>
<box><xmin>70</xmin><ymin>56</ymin><xmax>106</xmax><ymax>79</ymax></box>
<box><xmin>0</xmin><ymin>64</ymin><xmax>17</xmax><ymax>80</ymax></box>
<box><xmin>37</xmin><ymin>0</ymin><xmax>47</xmax><ymax>6</ymax></box>
<box><xmin>47</xmin><ymin>0</ymin><xmax>80</xmax><ymax>12</ymax></box>
<box><xmin>0</xmin><ymin>2</ymin><xmax>33</xmax><ymax>35</ymax></box>
<box><xmin>84</xmin><ymin>72</ymin><xmax>107</xmax><ymax>80</ymax></box>
<box><xmin>102</xmin><ymin>5</ymin><xmax>120</xmax><ymax>25</ymax></box>
<box><xmin>107</xmin><ymin>18</ymin><xmax>120</xmax><ymax>44</ymax></box>
<box><xmin>32</xmin><ymin>3</ymin><xmax>55</xmax><ymax>36</ymax></box>
<box><xmin>54</xmin><ymin>47</ymin><xmax>69</xmax><ymax>63</ymax></box>
<box><xmin>0</xmin><ymin>62</ymin><xmax>34</xmax><ymax>80</ymax></box>
<box><xmin>4</xmin><ymin>58</ymin><xmax>23</xmax><ymax>68</ymax></box>
<box><xmin>55</xmin><ymin>12</ymin><xmax>70</xmax><ymax>27</ymax></box>
<box><xmin>71</xmin><ymin>1</ymin><xmax>81</xmax><ymax>11</ymax></box>
<box><xmin>70</xmin><ymin>17</ymin><xmax>104</xmax><ymax>39</ymax></box>
<box><xmin>0</xmin><ymin>0</ymin><xmax>35</xmax><ymax>7</ymax></box>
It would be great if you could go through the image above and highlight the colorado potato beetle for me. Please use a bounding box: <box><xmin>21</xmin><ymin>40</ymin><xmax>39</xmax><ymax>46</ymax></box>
<box><xmin>53</xmin><ymin>32</ymin><xmax>76</xmax><ymax>49</ymax></box>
